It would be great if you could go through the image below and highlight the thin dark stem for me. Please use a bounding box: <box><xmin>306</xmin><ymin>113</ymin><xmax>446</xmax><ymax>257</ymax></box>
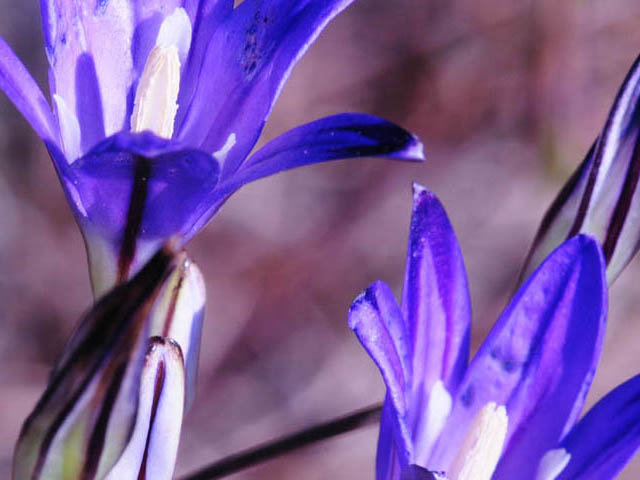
<box><xmin>179</xmin><ymin>403</ymin><xmax>383</xmax><ymax>480</ymax></box>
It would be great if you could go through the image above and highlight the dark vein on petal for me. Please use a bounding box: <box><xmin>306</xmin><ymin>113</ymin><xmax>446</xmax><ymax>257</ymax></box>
<box><xmin>568</xmin><ymin>139</ymin><xmax>603</xmax><ymax>239</ymax></box>
<box><xmin>26</xmin><ymin>249</ymin><xmax>175</xmax><ymax>480</ymax></box>
<box><xmin>81</xmin><ymin>363</ymin><xmax>128</xmax><ymax>480</ymax></box>
<box><xmin>515</xmin><ymin>143</ymin><xmax>594</xmax><ymax>287</ymax></box>
<box><xmin>137</xmin><ymin>357</ymin><xmax>167</xmax><ymax>480</ymax></box>
<box><xmin>603</xmin><ymin>136</ymin><xmax>640</xmax><ymax>262</ymax></box>
<box><xmin>118</xmin><ymin>156</ymin><xmax>152</xmax><ymax>283</ymax></box>
<box><xmin>569</xmin><ymin>53</ymin><xmax>640</xmax><ymax>239</ymax></box>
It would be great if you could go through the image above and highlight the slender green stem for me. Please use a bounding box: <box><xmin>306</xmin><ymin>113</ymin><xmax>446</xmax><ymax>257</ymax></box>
<box><xmin>179</xmin><ymin>403</ymin><xmax>383</xmax><ymax>480</ymax></box>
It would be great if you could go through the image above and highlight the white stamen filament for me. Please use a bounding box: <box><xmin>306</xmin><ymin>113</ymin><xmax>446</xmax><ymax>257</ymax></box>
<box><xmin>130</xmin><ymin>44</ymin><xmax>181</xmax><ymax>138</ymax></box>
<box><xmin>448</xmin><ymin>402</ymin><xmax>508</xmax><ymax>480</ymax></box>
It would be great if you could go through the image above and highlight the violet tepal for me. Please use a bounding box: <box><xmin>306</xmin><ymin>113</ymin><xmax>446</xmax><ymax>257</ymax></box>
<box><xmin>349</xmin><ymin>184</ymin><xmax>640</xmax><ymax>480</ymax></box>
<box><xmin>0</xmin><ymin>0</ymin><xmax>425</xmax><ymax>295</ymax></box>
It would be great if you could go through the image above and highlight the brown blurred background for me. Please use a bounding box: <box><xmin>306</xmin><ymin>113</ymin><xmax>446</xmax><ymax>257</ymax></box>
<box><xmin>1</xmin><ymin>0</ymin><xmax>640</xmax><ymax>478</ymax></box>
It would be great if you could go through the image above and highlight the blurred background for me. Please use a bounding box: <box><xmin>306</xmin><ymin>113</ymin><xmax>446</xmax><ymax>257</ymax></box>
<box><xmin>1</xmin><ymin>0</ymin><xmax>640</xmax><ymax>478</ymax></box>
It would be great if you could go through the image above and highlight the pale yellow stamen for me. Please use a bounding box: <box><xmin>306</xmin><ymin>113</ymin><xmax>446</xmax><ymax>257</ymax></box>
<box><xmin>130</xmin><ymin>44</ymin><xmax>181</xmax><ymax>138</ymax></box>
<box><xmin>448</xmin><ymin>402</ymin><xmax>508</xmax><ymax>480</ymax></box>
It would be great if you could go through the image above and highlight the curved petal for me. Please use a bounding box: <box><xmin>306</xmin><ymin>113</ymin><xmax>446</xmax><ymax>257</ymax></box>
<box><xmin>176</xmin><ymin>0</ymin><xmax>357</xmax><ymax>176</ymax></box>
<box><xmin>188</xmin><ymin>114</ymin><xmax>424</xmax><ymax>237</ymax></box>
<box><xmin>56</xmin><ymin>132</ymin><xmax>219</xmax><ymax>293</ymax></box>
<box><xmin>402</xmin><ymin>184</ymin><xmax>471</xmax><ymax>396</ymax></box>
<box><xmin>554</xmin><ymin>373</ymin><xmax>640</xmax><ymax>480</ymax></box>
<box><xmin>349</xmin><ymin>282</ymin><xmax>412</xmax><ymax>464</ymax></box>
<box><xmin>0</xmin><ymin>36</ymin><xmax>58</xmax><ymax>144</ymax></box>
<box><xmin>62</xmin><ymin>132</ymin><xmax>219</xmax><ymax>242</ymax></box>
<box><xmin>177</xmin><ymin>0</ymin><xmax>233</xmax><ymax>122</ymax></box>
<box><xmin>430</xmin><ymin>235</ymin><xmax>607</xmax><ymax>480</ymax></box>
<box><xmin>40</xmin><ymin>0</ymin><xmax>185</xmax><ymax>150</ymax></box>
<box><xmin>522</xmin><ymin>52</ymin><xmax>640</xmax><ymax>284</ymax></box>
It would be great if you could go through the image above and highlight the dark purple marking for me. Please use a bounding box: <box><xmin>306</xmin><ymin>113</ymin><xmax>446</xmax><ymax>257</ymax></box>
<box><xmin>24</xmin><ymin>249</ymin><xmax>174</xmax><ymax>480</ymax></box>
<box><xmin>137</xmin><ymin>357</ymin><xmax>167</xmax><ymax>480</ymax></box>
<box><xmin>118</xmin><ymin>156</ymin><xmax>152</xmax><ymax>282</ymax></box>
<box><xmin>518</xmin><ymin>142</ymin><xmax>594</xmax><ymax>284</ymax></box>
<box><xmin>603</xmin><ymin>137</ymin><xmax>640</xmax><ymax>262</ymax></box>
<box><xmin>569</xmin><ymin>53</ymin><xmax>640</xmax><ymax>240</ymax></box>
<box><xmin>81</xmin><ymin>363</ymin><xmax>128</xmax><ymax>479</ymax></box>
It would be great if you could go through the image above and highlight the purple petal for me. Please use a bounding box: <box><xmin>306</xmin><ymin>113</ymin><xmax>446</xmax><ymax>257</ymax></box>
<box><xmin>177</xmin><ymin>0</ymin><xmax>233</xmax><ymax>126</ymax></box>
<box><xmin>55</xmin><ymin>132</ymin><xmax>218</xmax><ymax>291</ymax></box>
<box><xmin>62</xmin><ymin>131</ymin><xmax>219</xmax><ymax>243</ymax></box>
<box><xmin>401</xmin><ymin>465</ymin><xmax>441</xmax><ymax>480</ymax></box>
<box><xmin>401</xmin><ymin>184</ymin><xmax>471</xmax><ymax>397</ymax></box>
<box><xmin>176</xmin><ymin>0</ymin><xmax>357</xmax><ymax>176</ymax></box>
<box><xmin>555</xmin><ymin>373</ymin><xmax>640</xmax><ymax>480</ymax></box>
<box><xmin>41</xmin><ymin>0</ymin><xmax>184</xmax><ymax>150</ymax></box>
<box><xmin>349</xmin><ymin>282</ymin><xmax>412</xmax><ymax>463</ymax></box>
<box><xmin>522</xmin><ymin>52</ymin><xmax>640</xmax><ymax>284</ymax></box>
<box><xmin>377</xmin><ymin>399</ymin><xmax>404</xmax><ymax>480</ymax></box>
<box><xmin>0</xmin><ymin>36</ymin><xmax>58</xmax><ymax>144</ymax></box>
<box><xmin>189</xmin><ymin>113</ymin><xmax>424</xmax><ymax>235</ymax></box>
<box><xmin>430</xmin><ymin>235</ymin><xmax>607</xmax><ymax>480</ymax></box>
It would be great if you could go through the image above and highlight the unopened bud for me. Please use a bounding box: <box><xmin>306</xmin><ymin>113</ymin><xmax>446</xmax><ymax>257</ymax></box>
<box><xmin>105</xmin><ymin>337</ymin><xmax>185</xmax><ymax>480</ymax></box>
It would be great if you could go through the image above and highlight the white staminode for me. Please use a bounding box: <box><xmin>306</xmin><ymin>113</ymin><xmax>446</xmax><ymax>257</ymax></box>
<box><xmin>536</xmin><ymin>448</ymin><xmax>571</xmax><ymax>480</ymax></box>
<box><xmin>130</xmin><ymin>8</ymin><xmax>192</xmax><ymax>139</ymax></box>
<box><xmin>130</xmin><ymin>44</ymin><xmax>181</xmax><ymax>138</ymax></box>
<box><xmin>448</xmin><ymin>402</ymin><xmax>508</xmax><ymax>480</ymax></box>
<box><xmin>213</xmin><ymin>133</ymin><xmax>237</xmax><ymax>163</ymax></box>
<box><xmin>414</xmin><ymin>380</ymin><xmax>452</xmax><ymax>465</ymax></box>
<box><xmin>53</xmin><ymin>93</ymin><xmax>81</xmax><ymax>162</ymax></box>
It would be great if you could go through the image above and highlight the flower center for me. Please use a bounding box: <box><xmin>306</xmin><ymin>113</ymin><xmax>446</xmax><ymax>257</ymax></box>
<box><xmin>130</xmin><ymin>44</ymin><xmax>181</xmax><ymax>138</ymax></box>
<box><xmin>448</xmin><ymin>402</ymin><xmax>508</xmax><ymax>480</ymax></box>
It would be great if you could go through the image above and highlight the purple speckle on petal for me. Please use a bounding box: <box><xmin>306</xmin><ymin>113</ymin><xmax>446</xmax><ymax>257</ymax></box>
<box><xmin>490</xmin><ymin>347</ymin><xmax>517</xmax><ymax>373</ymax></box>
<box><xmin>242</xmin><ymin>12</ymin><xmax>266</xmax><ymax>77</ymax></box>
<box><xmin>502</xmin><ymin>358</ymin><xmax>516</xmax><ymax>373</ymax></box>
<box><xmin>95</xmin><ymin>0</ymin><xmax>109</xmax><ymax>14</ymax></box>
<box><xmin>460</xmin><ymin>386</ymin><xmax>474</xmax><ymax>407</ymax></box>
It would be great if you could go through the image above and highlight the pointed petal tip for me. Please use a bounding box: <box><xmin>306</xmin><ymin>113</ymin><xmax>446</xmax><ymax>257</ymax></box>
<box><xmin>147</xmin><ymin>335</ymin><xmax>184</xmax><ymax>360</ymax></box>
<box><xmin>410</xmin><ymin>183</ymin><xmax>445</xmax><ymax>216</ymax></box>
<box><xmin>411</xmin><ymin>182</ymin><xmax>433</xmax><ymax>201</ymax></box>
<box><xmin>403</xmin><ymin>134</ymin><xmax>426</xmax><ymax>162</ymax></box>
<box><xmin>183</xmin><ymin>258</ymin><xmax>206</xmax><ymax>300</ymax></box>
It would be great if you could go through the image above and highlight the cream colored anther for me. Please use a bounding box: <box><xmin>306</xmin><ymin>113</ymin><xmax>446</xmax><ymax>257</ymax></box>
<box><xmin>130</xmin><ymin>44</ymin><xmax>181</xmax><ymax>138</ymax></box>
<box><xmin>448</xmin><ymin>402</ymin><xmax>508</xmax><ymax>480</ymax></box>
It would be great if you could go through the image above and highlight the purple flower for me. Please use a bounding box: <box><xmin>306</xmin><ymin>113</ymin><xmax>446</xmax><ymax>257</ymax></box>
<box><xmin>349</xmin><ymin>184</ymin><xmax>640</xmax><ymax>480</ymax></box>
<box><xmin>0</xmin><ymin>0</ymin><xmax>424</xmax><ymax>294</ymax></box>
<box><xmin>521</xmin><ymin>52</ymin><xmax>640</xmax><ymax>285</ymax></box>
